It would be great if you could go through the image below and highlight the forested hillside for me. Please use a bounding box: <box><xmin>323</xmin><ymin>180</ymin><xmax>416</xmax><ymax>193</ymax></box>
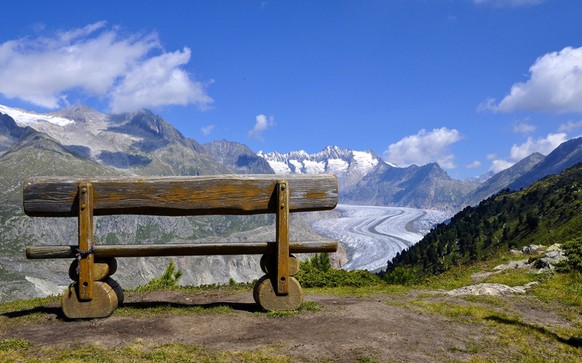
<box><xmin>384</xmin><ymin>163</ymin><xmax>582</xmax><ymax>281</ymax></box>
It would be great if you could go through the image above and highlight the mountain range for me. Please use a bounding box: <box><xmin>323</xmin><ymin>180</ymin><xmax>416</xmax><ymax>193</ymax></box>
<box><xmin>3</xmin><ymin>104</ymin><xmax>582</xmax><ymax>210</ymax></box>
<box><xmin>2</xmin><ymin>103</ymin><xmax>582</xmax><ymax>302</ymax></box>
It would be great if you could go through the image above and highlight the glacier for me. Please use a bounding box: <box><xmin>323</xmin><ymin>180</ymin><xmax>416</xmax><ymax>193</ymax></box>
<box><xmin>312</xmin><ymin>204</ymin><xmax>450</xmax><ymax>272</ymax></box>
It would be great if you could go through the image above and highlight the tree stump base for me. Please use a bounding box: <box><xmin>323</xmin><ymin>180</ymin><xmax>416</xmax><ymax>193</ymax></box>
<box><xmin>61</xmin><ymin>281</ymin><xmax>118</xmax><ymax>319</ymax></box>
<box><xmin>253</xmin><ymin>275</ymin><xmax>304</xmax><ymax>311</ymax></box>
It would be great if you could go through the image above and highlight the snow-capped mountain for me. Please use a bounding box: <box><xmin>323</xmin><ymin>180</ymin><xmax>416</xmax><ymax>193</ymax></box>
<box><xmin>258</xmin><ymin>146</ymin><xmax>385</xmax><ymax>191</ymax></box>
<box><xmin>0</xmin><ymin>104</ymin><xmax>231</xmax><ymax>176</ymax></box>
<box><xmin>257</xmin><ymin>146</ymin><xmax>480</xmax><ymax>210</ymax></box>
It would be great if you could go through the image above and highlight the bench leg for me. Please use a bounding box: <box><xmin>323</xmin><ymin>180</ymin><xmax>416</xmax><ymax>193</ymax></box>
<box><xmin>63</xmin><ymin>257</ymin><xmax>123</xmax><ymax>319</ymax></box>
<box><xmin>254</xmin><ymin>254</ymin><xmax>304</xmax><ymax>311</ymax></box>
<box><xmin>69</xmin><ymin>257</ymin><xmax>118</xmax><ymax>281</ymax></box>
<box><xmin>253</xmin><ymin>275</ymin><xmax>304</xmax><ymax>311</ymax></box>
<box><xmin>61</xmin><ymin>281</ymin><xmax>118</xmax><ymax>319</ymax></box>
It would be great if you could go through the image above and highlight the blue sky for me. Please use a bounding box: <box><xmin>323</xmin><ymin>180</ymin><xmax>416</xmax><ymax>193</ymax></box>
<box><xmin>1</xmin><ymin>0</ymin><xmax>582</xmax><ymax>179</ymax></box>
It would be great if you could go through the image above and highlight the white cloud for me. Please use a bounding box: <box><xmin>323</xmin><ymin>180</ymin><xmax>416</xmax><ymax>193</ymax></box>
<box><xmin>473</xmin><ymin>0</ymin><xmax>545</xmax><ymax>7</ymax></box>
<box><xmin>489</xmin><ymin>159</ymin><xmax>514</xmax><ymax>173</ymax></box>
<box><xmin>494</xmin><ymin>46</ymin><xmax>582</xmax><ymax>114</ymax></box>
<box><xmin>248</xmin><ymin>114</ymin><xmax>274</xmax><ymax>140</ymax></box>
<box><xmin>486</xmin><ymin>133</ymin><xmax>567</xmax><ymax>173</ymax></box>
<box><xmin>201</xmin><ymin>125</ymin><xmax>215</xmax><ymax>136</ymax></box>
<box><xmin>513</xmin><ymin>121</ymin><xmax>536</xmax><ymax>134</ymax></box>
<box><xmin>466</xmin><ymin>160</ymin><xmax>482</xmax><ymax>169</ymax></box>
<box><xmin>384</xmin><ymin>127</ymin><xmax>462</xmax><ymax>169</ymax></box>
<box><xmin>110</xmin><ymin>48</ymin><xmax>212</xmax><ymax>113</ymax></box>
<box><xmin>477</xmin><ymin>97</ymin><xmax>497</xmax><ymax>112</ymax></box>
<box><xmin>559</xmin><ymin>120</ymin><xmax>582</xmax><ymax>133</ymax></box>
<box><xmin>486</xmin><ymin>153</ymin><xmax>512</xmax><ymax>173</ymax></box>
<box><xmin>0</xmin><ymin>22</ymin><xmax>212</xmax><ymax>112</ymax></box>
<box><xmin>509</xmin><ymin>133</ymin><xmax>567</xmax><ymax>161</ymax></box>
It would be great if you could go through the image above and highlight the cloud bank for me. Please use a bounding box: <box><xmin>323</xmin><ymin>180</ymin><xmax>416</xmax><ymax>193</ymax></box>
<box><xmin>493</xmin><ymin>46</ymin><xmax>582</xmax><ymax>114</ymax></box>
<box><xmin>0</xmin><ymin>22</ymin><xmax>212</xmax><ymax>113</ymax></box>
<box><xmin>384</xmin><ymin>127</ymin><xmax>462</xmax><ymax>169</ymax></box>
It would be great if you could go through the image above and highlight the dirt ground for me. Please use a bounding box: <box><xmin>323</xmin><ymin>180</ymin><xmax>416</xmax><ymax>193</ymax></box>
<box><xmin>2</xmin><ymin>288</ymin><xmax>579</xmax><ymax>362</ymax></box>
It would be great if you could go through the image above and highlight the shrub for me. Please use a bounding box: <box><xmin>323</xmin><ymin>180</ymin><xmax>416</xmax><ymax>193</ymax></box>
<box><xmin>296</xmin><ymin>254</ymin><xmax>382</xmax><ymax>288</ymax></box>
<box><xmin>556</xmin><ymin>237</ymin><xmax>582</xmax><ymax>273</ymax></box>
<box><xmin>136</xmin><ymin>261</ymin><xmax>183</xmax><ymax>292</ymax></box>
<box><xmin>383</xmin><ymin>266</ymin><xmax>420</xmax><ymax>285</ymax></box>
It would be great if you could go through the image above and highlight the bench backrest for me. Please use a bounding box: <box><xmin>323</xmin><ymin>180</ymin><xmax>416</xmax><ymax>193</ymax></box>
<box><xmin>23</xmin><ymin>174</ymin><xmax>338</xmax><ymax>217</ymax></box>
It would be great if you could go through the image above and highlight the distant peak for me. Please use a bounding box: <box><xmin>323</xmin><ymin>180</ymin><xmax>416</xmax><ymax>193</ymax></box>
<box><xmin>49</xmin><ymin>104</ymin><xmax>105</xmax><ymax>123</ymax></box>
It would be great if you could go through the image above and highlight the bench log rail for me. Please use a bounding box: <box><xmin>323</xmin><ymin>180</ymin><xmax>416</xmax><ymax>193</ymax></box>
<box><xmin>23</xmin><ymin>174</ymin><xmax>338</xmax><ymax>319</ymax></box>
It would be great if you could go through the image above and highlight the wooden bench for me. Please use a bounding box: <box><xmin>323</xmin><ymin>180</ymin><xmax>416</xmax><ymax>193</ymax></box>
<box><xmin>23</xmin><ymin>174</ymin><xmax>338</xmax><ymax>319</ymax></box>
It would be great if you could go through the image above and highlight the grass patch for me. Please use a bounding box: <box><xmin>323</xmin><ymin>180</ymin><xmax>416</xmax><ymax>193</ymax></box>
<box><xmin>397</xmin><ymin>295</ymin><xmax>581</xmax><ymax>362</ymax></box>
<box><xmin>482</xmin><ymin>269</ymin><xmax>547</xmax><ymax>287</ymax></box>
<box><xmin>460</xmin><ymin>294</ymin><xmax>508</xmax><ymax>308</ymax></box>
<box><xmin>0</xmin><ymin>296</ymin><xmax>59</xmax><ymax>315</ymax></box>
<box><xmin>531</xmin><ymin>272</ymin><xmax>582</xmax><ymax>309</ymax></box>
<box><xmin>263</xmin><ymin>301</ymin><xmax>321</xmax><ymax>318</ymax></box>
<box><xmin>116</xmin><ymin>303</ymin><xmax>235</xmax><ymax>318</ymax></box>
<box><xmin>305</xmin><ymin>283</ymin><xmax>410</xmax><ymax>296</ymax></box>
<box><xmin>408</xmin><ymin>299</ymin><xmax>510</xmax><ymax>323</ymax></box>
<box><xmin>0</xmin><ymin>341</ymin><xmax>293</xmax><ymax>362</ymax></box>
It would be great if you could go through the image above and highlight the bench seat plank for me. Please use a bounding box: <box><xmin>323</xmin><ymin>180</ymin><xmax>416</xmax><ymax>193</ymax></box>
<box><xmin>24</xmin><ymin>174</ymin><xmax>338</xmax><ymax>217</ymax></box>
<box><xmin>26</xmin><ymin>240</ymin><xmax>339</xmax><ymax>259</ymax></box>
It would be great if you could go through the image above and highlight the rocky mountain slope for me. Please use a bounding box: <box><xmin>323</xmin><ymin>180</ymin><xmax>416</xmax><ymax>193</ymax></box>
<box><xmin>463</xmin><ymin>152</ymin><xmax>546</xmax><ymax>207</ymax></box>
<box><xmin>344</xmin><ymin>162</ymin><xmax>478</xmax><ymax>211</ymax></box>
<box><xmin>202</xmin><ymin>140</ymin><xmax>274</xmax><ymax>174</ymax></box>
<box><xmin>508</xmin><ymin>137</ymin><xmax>582</xmax><ymax>191</ymax></box>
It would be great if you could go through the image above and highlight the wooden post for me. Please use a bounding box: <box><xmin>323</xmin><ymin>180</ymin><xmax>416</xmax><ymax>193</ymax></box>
<box><xmin>78</xmin><ymin>182</ymin><xmax>94</xmax><ymax>301</ymax></box>
<box><xmin>275</xmin><ymin>180</ymin><xmax>289</xmax><ymax>295</ymax></box>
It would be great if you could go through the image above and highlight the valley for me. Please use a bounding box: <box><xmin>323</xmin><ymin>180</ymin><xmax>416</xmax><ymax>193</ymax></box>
<box><xmin>311</xmin><ymin>205</ymin><xmax>449</xmax><ymax>271</ymax></box>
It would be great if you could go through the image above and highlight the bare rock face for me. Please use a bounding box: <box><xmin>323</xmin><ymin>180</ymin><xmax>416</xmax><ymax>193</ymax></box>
<box><xmin>446</xmin><ymin>282</ymin><xmax>539</xmax><ymax>296</ymax></box>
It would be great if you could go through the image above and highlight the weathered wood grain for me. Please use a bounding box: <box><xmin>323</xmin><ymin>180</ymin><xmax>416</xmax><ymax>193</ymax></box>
<box><xmin>69</xmin><ymin>258</ymin><xmax>117</xmax><ymax>281</ymax></box>
<box><xmin>275</xmin><ymin>180</ymin><xmax>290</xmax><ymax>295</ymax></box>
<box><xmin>26</xmin><ymin>240</ymin><xmax>338</xmax><ymax>259</ymax></box>
<box><xmin>23</xmin><ymin>174</ymin><xmax>338</xmax><ymax>217</ymax></box>
<box><xmin>253</xmin><ymin>275</ymin><xmax>304</xmax><ymax>311</ymax></box>
<box><xmin>61</xmin><ymin>281</ymin><xmax>118</xmax><ymax>319</ymax></box>
<box><xmin>77</xmin><ymin>182</ymin><xmax>94</xmax><ymax>301</ymax></box>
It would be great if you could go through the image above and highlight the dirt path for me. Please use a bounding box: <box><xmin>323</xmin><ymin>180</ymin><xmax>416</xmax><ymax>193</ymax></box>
<box><xmin>3</xmin><ymin>288</ymin><xmax>579</xmax><ymax>362</ymax></box>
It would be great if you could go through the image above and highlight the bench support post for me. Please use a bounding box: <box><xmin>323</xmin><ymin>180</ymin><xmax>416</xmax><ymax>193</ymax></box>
<box><xmin>275</xmin><ymin>180</ymin><xmax>289</xmax><ymax>296</ymax></box>
<box><xmin>78</xmin><ymin>182</ymin><xmax>95</xmax><ymax>301</ymax></box>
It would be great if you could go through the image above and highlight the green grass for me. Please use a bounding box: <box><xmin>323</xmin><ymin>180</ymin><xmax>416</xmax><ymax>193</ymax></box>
<box><xmin>482</xmin><ymin>269</ymin><xmax>548</xmax><ymax>287</ymax></box>
<box><xmin>305</xmin><ymin>283</ymin><xmax>410</xmax><ymax>296</ymax></box>
<box><xmin>116</xmin><ymin>303</ymin><xmax>235</xmax><ymax>318</ymax></box>
<box><xmin>0</xmin><ymin>341</ymin><xmax>293</xmax><ymax>363</ymax></box>
<box><xmin>262</xmin><ymin>301</ymin><xmax>321</xmax><ymax>318</ymax></box>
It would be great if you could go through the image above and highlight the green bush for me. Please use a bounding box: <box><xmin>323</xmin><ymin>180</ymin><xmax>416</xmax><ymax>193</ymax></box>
<box><xmin>296</xmin><ymin>253</ymin><xmax>382</xmax><ymax>288</ymax></box>
<box><xmin>383</xmin><ymin>266</ymin><xmax>420</xmax><ymax>285</ymax></box>
<box><xmin>136</xmin><ymin>261</ymin><xmax>183</xmax><ymax>292</ymax></box>
<box><xmin>556</xmin><ymin>237</ymin><xmax>582</xmax><ymax>273</ymax></box>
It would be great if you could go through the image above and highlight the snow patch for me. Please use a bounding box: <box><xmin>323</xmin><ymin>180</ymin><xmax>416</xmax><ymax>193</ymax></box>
<box><xmin>327</xmin><ymin>158</ymin><xmax>349</xmax><ymax>173</ymax></box>
<box><xmin>268</xmin><ymin>160</ymin><xmax>292</xmax><ymax>174</ymax></box>
<box><xmin>352</xmin><ymin>150</ymin><xmax>378</xmax><ymax>173</ymax></box>
<box><xmin>0</xmin><ymin>104</ymin><xmax>75</xmax><ymax>127</ymax></box>
<box><xmin>303</xmin><ymin>160</ymin><xmax>325</xmax><ymax>174</ymax></box>
<box><xmin>289</xmin><ymin>159</ymin><xmax>303</xmax><ymax>173</ymax></box>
